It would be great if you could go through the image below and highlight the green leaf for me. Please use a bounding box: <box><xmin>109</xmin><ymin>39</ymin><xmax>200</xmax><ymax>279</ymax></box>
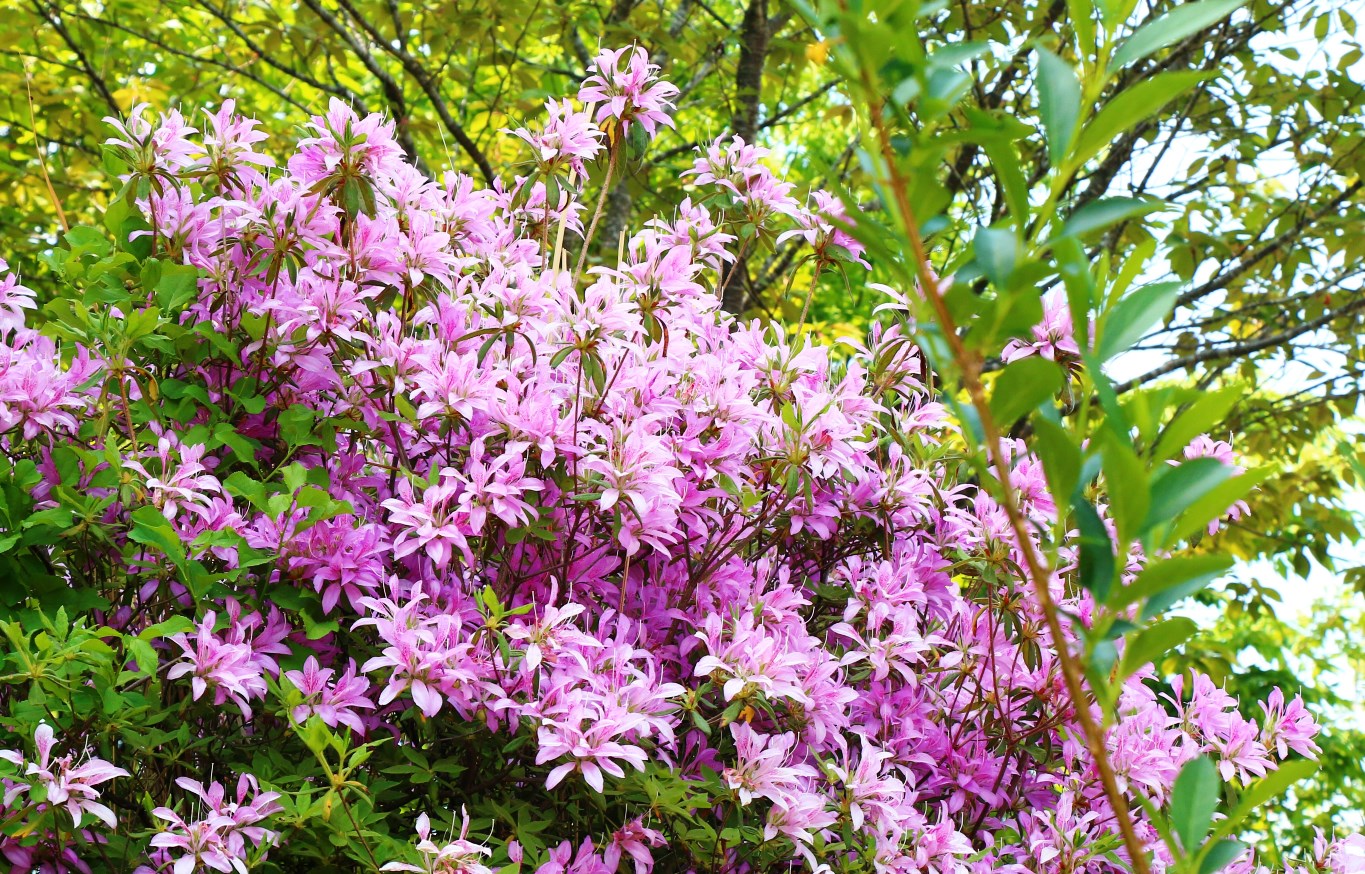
<box><xmin>1075</xmin><ymin>497</ymin><xmax>1117</xmax><ymax>602</ymax></box>
<box><xmin>983</xmin><ymin>141</ymin><xmax>1031</xmax><ymax>230</ymax></box>
<box><xmin>1101</xmin><ymin>435</ymin><xmax>1149</xmax><ymax>544</ymax></box>
<box><xmin>1165</xmin><ymin>467</ymin><xmax>1267</xmax><ymax>546</ymax></box>
<box><xmin>279</xmin><ymin>405</ymin><xmax>319</xmax><ymax>448</ymax></box>
<box><xmin>1112</xmin><ymin>553</ymin><xmax>1233</xmax><ymax>618</ymax></box>
<box><xmin>1034</xmin><ymin>416</ymin><xmax>1080</xmax><ymax>517</ymax></box>
<box><xmin>127</xmin><ymin>505</ymin><xmax>186</xmax><ymax>568</ymax></box>
<box><xmin>1036</xmin><ymin>48</ymin><xmax>1081</xmax><ymax>165</ymax></box>
<box><xmin>1111</xmin><ymin>0</ymin><xmax>1247</xmax><ymax>69</ymax></box>
<box><xmin>1209</xmin><ymin>759</ymin><xmax>1317</xmax><ymax>843</ymax></box>
<box><xmin>1151</xmin><ymin>386</ymin><xmax>1243</xmax><ymax>462</ymax></box>
<box><xmin>1199</xmin><ymin>840</ymin><xmax>1247</xmax><ymax>874</ymax></box>
<box><xmin>1054</xmin><ymin>197</ymin><xmax>1163</xmax><ymax>242</ymax></box>
<box><xmin>973</xmin><ymin>226</ymin><xmax>1019</xmax><ymax>287</ymax></box>
<box><xmin>1096</xmin><ymin>281</ymin><xmax>1182</xmax><ymax>362</ymax></box>
<box><xmin>989</xmin><ymin>357</ymin><xmax>1064</xmax><ymax>426</ymax></box>
<box><xmin>155</xmin><ymin>264</ymin><xmax>201</xmax><ymax>312</ymax></box>
<box><xmin>64</xmin><ymin>225</ymin><xmax>112</xmax><ymax>258</ymax></box>
<box><xmin>1170</xmin><ymin>755</ymin><xmax>1220</xmax><ymax>852</ymax></box>
<box><xmin>1144</xmin><ymin>457</ymin><xmax>1233</xmax><ymax>533</ymax></box>
<box><xmin>1119</xmin><ymin>616</ymin><xmax>1196</xmax><ymax>680</ymax></box>
<box><xmin>1068</xmin><ymin>0</ymin><xmax>1096</xmax><ymax>49</ymax></box>
<box><xmin>1074</xmin><ymin>72</ymin><xmax>1213</xmax><ymax>167</ymax></box>
<box><xmin>214</xmin><ymin>424</ymin><xmax>258</xmax><ymax>463</ymax></box>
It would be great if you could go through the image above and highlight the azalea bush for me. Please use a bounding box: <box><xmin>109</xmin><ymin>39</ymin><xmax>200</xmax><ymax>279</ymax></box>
<box><xmin>0</xmin><ymin>25</ymin><xmax>1354</xmax><ymax>874</ymax></box>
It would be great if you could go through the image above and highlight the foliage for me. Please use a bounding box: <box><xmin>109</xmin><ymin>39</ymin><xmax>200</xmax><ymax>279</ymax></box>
<box><xmin>4</xmin><ymin>0</ymin><xmax>1362</xmax><ymax>593</ymax></box>
<box><xmin>0</xmin><ymin>38</ymin><xmax>1347</xmax><ymax>874</ymax></box>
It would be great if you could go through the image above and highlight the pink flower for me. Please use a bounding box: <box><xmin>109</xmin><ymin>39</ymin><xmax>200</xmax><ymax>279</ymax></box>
<box><xmin>123</xmin><ymin>432</ymin><xmax>223</xmax><ymax>522</ymax></box>
<box><xmin>603</xmin><ymin>818</ymin><xmax>665</xmax><ymax>874</ymax></box>
<box><xmin>1002</xmin><ymin>291</ymin><xmax>1082</xmax><ymax>363</ymax></box>
<box><xmin>0</xmin><ymin>260</ymin><xmax>36</xmax><ymax>333</ymax></box>
<box><xmin>777</xmin><ymin>189</ymin><xmax>869</xmax><ymax>268</ymax></box>
<box><xmin>284</xmin><ymin>657</ymin><xmax>376</xmax><ymax>733</ymax></box>
<box><xmin>104</xmin><ymin>104</ymin><xmax>200</xmax><ymax>175</ymax></box>
<box><xmin>287</xmin><ymin>97</ymin><xmax>405</xmax><ymax>185</ymax></box>
<box><xmin>199</xmin><ymin>99</ymin><xmax>274</xmax><ymax>187</ymax></box>
<box><xmin>722</xmin><ymin>724</ymin><xmax>817</xmax><ymax>806</ymax></box>
<box><xmin>1259</xmin><ymin>687</ymin><xmax>1320</xmax><ymax>759</ymax></box>
<box><xmin>0</xmin><ymin>330</ymin><xmax>101</xmax><ymax>440</ymax></box>
<box><xmin>826</xmin><ymin>734</ymin><xmax>904</xmax><ymax>831</ymax></box>
<box><xmin>1329</xmin><ymin>834</ymin><xmax>1365</xmax><ymax>874</ymax></box>
<box><xmin>382</xmin><ymin>470</ymin><xmax>477</xmax><ymax>569</ymax></box>
<box><xmin>578</xmin><ymin>46</ymin><xmax>679</xmax><ymax>138</ymax></box>
<box><xmin>381</xmin><ymin>809</ymin><xmax>494</xmax><ymax>874</ymax></box>
<box><xmin>166</xmin><ymin>611</ymin><xmax>268</xmax><ymax>719</ymax></box>
<box><xmin>150</xmin><ymin>773</ymin><xmax>281</xmax><ymax>874</ymax></box>
<box><xmin>506</xmin><ymin>99</ymin><xmax>605</xmax><ymax>176</ymax></box>
<box><xmin>0</xmin><ymin>724</ymin><xmax>128</xmax><ymax>828</ymax></box>
<box><xmin>536</xmin><ymin>703</ymin><xmax>650</xmax><ymax>793</ymax></box>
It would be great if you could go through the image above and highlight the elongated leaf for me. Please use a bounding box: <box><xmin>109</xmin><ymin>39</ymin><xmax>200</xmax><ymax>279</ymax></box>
<box><xmin>1111</xmin><ymin>0</ymin><xmax>1247</xmax><ymax>69</ymax></box>
<box><xmin>1076</xmin><ymin>497</ymin><xmax>1117</xmax><ymax>602</ymax></box>
<box><xmin>1101</xmin><ymin>435</ymin><xmax>1149</xmax><ymax>544</ymax></box>
<box><xmin>1111</xmin><ymin>553</ymin><xmax>1233</xmax><ymax>615</ymax></box>
<box><xmin>983</xmin><ymin>141</ymin><xmax>1031</xmax><ymax>230</ymax></box>
<box><xmin>1165</xmin><ymin>467</ymin><xmax>1269</xmax><ymax>546</ymax></box>
<box><xmin>1074</xmin><ymin>72</ymin><xmax>1212</xmax><ymax>167</ymax></box>
<box><xmin>1054</xmin><ymin>197</ymin><xmax>1163</xmax><ymax>242</ymax></box>
<box><xmin>1119</xmin><ymin>616</ymin><xmax>1196</xmax><ymax>680</ymax></box>
<box><xmin>1097</xmin><ymin>281</ymin><xmax>1182</xmax><ymax>362</ymax></box>
<box><xmin>1171</xmin><ymin>756</ymin><xmax>1220</xmax><ymax>852</ymax></box>
<box><xmin>1152</xmin><ymin>386</ymin><xmax>1243</xmax><ymax>461</ymax></box>
<box><xmin>1199</xmin><ymin>840</ymin><xmax>1247</xmax><ymax>874</ymax></box>
<box><xmin>1034</xmin><ymin>416</ymin><xmax>1080</xmax><ymax>516</ymax></box>
<box><xmin>1037</xmin><ymin>49</ymin><xmax>1081</xmax><ymax>165</ymax></box>
<box><xmin>1209</xmin><ymin>759</ymin><xmax>1318</xmax><ymax>844</ymax></box>
<box><xmin>128</xmin><ymin>505</ymin><xmax>186</xmax><ymax>567</ymax></box>
<box><xmin>1144</xmin><ymin>457</ymin><xmax>1232</xmax><ymax>532</ymax></box>
<box><xmin>990</xmin><ymin>357</ymin><xmax>1064</xmax><ymax>426</ymax></box>
<box><xmin>974</xmin><ymin>226</ymin><xmax>1019</xmax><ymax>287</ymax></box>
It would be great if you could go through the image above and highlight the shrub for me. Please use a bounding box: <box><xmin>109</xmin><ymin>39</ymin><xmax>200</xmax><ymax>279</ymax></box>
<box><xmin>0</xmin><ymin>46</ymin><xmax>1340</xmax><ymax>874</ymax></box>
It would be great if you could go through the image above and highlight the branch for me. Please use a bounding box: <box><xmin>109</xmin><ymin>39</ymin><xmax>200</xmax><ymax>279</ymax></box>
<box><xmin>63</xmin><ymin>10</ymin><xmax>314</xmax><ymax>115</ymax></box>
<box><xmin>1173</xmin><ymin>179</ymin><xmax>1363</xmax><ymax>310</ymax></box>
<box><xmin>296</xmin><ymin>0</ymin><xmax>428</xmax><ymax>172</ymax></box>
<box><xmin>191</xmin><ymin>0</ymin><xmax>362</xmax><ymax>103</ymax></box>
<box><xmin>1115</xmin><ymin>293</ymin><xmax>1365</xmax><ymax>394</ymax></box>
<box><xmin>326</xmin><ymin>0</ymin><xmax>495</xmax><ymax>183</ymax></box>
<box><xmin>31</xmin><ymin>0</ymin><xmax>120</xmax><ymax>114</ymax></box>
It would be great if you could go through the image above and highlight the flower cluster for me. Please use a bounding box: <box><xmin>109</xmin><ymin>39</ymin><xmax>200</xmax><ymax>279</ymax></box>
<box><xmin>0</xmin><ymin>49</ymin><xmax>1348</xmax><ymax>874</ymax></box>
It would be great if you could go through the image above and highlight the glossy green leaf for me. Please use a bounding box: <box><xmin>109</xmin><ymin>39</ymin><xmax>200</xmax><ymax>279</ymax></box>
<box><xmin>1171</xmin><ymin>755</ymin><xmax>1220</xmax><ymax>852</ymax></box>
<box><xmin>1076</xmin><ymin>496</ymin><xmax>1118</xmax><ymax>602</ymax></box>
<box><xmin>1034</xmin><ymin>416</ymin><xmax>1081</xmax><ymax>517</ymax></box>
<box><xmin>1119</xmin><ymin>616</ymin><xmax>1196</xmax><ymax>680</ymax></box>
<box><xmin>1074</xmin><ymin>72</ymin><xmax>1212</xmax><ymax>167</ymax></box>
<box><xmin>1097</xmin><ymin>281</ymin><xmax>1182</xmax><ymax>362</ymax></box>
<box><xmin>974</xmin><ymin>226</ymin><xmax>1019</xmax><ymax>287</ymax></box>
<box><xmin>1054</xmin><ymin>197</ymin><xmax>1163</xmax><ymax>243</ymax></box>
<box><xmin>1199</xmin><ymin>839</ymin><xmax>1247</xmax><ymax>874</ymax></box>
<box><xmin>1151</xmin><ymin>386</ymin><xmax>1243</xmax><ymax>462</ymax></box>
<box><xmin>1036</xmin><ymin>48</ymin><xmax>1081</xmax><ymax>165</ymax></box>
<box><xmin>1209</xmin><ymin>759</ymin><xmax>1318</xmax><ymax>844</ymax></box>
<box><xmin>1144</xmin><ymin>457</ymin><xmax>1232</xmax><ymax>533</ymax></box>
<box><xmin>989</xmin><ymin>357</ymin><xmax>1065</xmax><ymax>426</ymax></box>
<box><xmin>1111</xmin><ymin>0</ymin><xmax>1247</xmax><ymax>69</ymax></box>
<box><xmin>1101</xmin><ymin>434</ymin><xmax>1149</xmax><ymax>544</ymax></box>
<box><xmin>1112</xmin><ymin>553</ymin><xmax>1233</xmax><ymax>617</ymax></box>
